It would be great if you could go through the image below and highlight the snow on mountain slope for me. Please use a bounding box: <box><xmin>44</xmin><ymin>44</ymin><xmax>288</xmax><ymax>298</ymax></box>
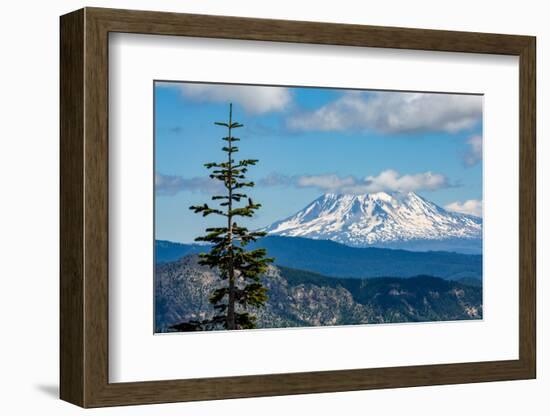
<box><xmin>262</xmin><ymin>192</ymin><xmax>482</xmax><ymax>249</ymax></box>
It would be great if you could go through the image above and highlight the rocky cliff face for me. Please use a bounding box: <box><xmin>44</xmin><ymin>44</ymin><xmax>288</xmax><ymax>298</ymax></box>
<box><xmin>155</xmin><ymin>255</ymin><xmax>482</xmax><ymax>332</ymax></box>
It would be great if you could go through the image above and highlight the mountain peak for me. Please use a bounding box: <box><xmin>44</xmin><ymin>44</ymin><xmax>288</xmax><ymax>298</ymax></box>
<box><xmin>322</xmin><ymin>190</ymin><xmax>419</xmax><ymax>200</ymax></box>
<box><xmin>368</xmin><ymin>191</ymin><xmax>394</xmax><ymax>201</ymax></box>
<box><xmin>263</xmin><ymin>192</ymin><xmax>482</xmax><ymax>250</ymax></box>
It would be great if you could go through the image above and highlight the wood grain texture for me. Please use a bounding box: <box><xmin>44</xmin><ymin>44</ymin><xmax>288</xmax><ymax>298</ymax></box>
<box><xmin>59</xmin><ymin>8</ymin><xmax>84</xmax><ymax>407</ymax></box>
<box><xmin>59</xmin><ymin>7</ymin><xmax>537</xmax><ymax>408</ymax></box>
<box><xmin>83</xmin><ymin>10</ymin><xmax>110</xmax><ymax>406</ymax></box>
<box><xmin>87</xmin><ymin>7</ymin><xmax>533</xmax><ymax>54</ymax></box>
<box><xmin>518</xmin><ymin>38</ymin><xmax>537</xmax><ymax>375</ymax></box>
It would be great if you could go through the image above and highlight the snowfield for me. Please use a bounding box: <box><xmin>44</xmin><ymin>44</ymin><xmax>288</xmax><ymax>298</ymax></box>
<box><xmin>263</xmin><ymin>192</ymin><xmax>482</xmax><ymax>248</ymax></box>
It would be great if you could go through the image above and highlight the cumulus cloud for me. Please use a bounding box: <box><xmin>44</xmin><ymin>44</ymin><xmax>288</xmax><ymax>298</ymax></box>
<box><xmin>155</xmin><ymin>173</ymin><xmax>224</xmax><ymax>196</ymax></box>
<box><xmin>260</xmin><ymin>169</ymin><xmax>450</xmax><ymax>194</ymax></box>
<box><xmin>445</xmin><ymin>199</ymin><xmax>482</xmax><ymax>217</ymax></box>
<box><xmin>361</xmin><ymin>170</ymin><xmax>449</xmax><ymax>193</ymax></box>
<box><xmin>162</xmin><ymin>82</ymin><xmax>292</xmax><ymax>114</ymax></box>
<box><xmin>287</xmin><ymin>91</ymin><xmax>482</xmax><ymax>134</ymax></box>
<box><xmin>463</xmin><ymin>134</ymin><xmax>482</xmax><ymax>166</ymax></box>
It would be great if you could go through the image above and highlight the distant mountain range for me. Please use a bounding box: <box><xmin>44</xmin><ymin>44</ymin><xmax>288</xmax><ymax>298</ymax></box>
<box><xmin>156</xmin><ymin>255</ymin><xmax>482</xmax><ymax>332</ymax></box>
<box><xmin>155</xmin><ymin>240</ymin><xmax>206</xmax><ymax>263</ymax></box>
<box><xmin>156</xmin><ymin>235</ymin><xmax>482</xmax><ymax>280</ymax></box>
<box><xmin>262</xmin><ymin>192</ymin><xmax>482</xmax><ymax>254</ymax></box>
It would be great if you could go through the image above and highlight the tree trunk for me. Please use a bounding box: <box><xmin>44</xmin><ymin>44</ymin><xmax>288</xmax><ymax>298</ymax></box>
<box><xmin>226</xmin><ymin>104</ymin><xmax>236</xmax><ymax>330</ymax></box>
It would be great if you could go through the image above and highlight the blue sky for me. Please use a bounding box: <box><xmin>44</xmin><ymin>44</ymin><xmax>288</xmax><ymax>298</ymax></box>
<box><xmin>155</xmin><ymin>81</ymin><xmax>483</xmax><ymax>243</ymax></box>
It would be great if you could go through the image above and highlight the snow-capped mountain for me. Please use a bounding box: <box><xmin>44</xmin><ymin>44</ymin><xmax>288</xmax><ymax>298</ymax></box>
<box><xmin>263</xmin><ymin>192</ymin><xmax>482</xmax><ymax>253</ymax></box>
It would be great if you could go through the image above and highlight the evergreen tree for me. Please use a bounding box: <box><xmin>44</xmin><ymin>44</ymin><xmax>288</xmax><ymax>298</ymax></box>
<box><xmin>177</xmin><ymin>103</ymin><xmax>273</xmax><ymax>331</ymax></box>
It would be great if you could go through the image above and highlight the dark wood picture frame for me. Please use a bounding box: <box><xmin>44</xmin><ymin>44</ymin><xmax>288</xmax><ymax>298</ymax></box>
<box><xmin>60</xmin><ymin>7</ymin><xmax>536</xmax><ymax>408</ymax></box>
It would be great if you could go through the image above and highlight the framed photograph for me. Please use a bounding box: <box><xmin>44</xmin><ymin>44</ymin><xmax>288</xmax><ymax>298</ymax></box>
<box><xmin>60</xmin><ymin>7</ymin><xmax>536</xmax><ymax>408</ymax></box>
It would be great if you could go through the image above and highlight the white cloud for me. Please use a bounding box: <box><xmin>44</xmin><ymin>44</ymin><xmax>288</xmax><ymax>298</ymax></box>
<box><xmin>162</xmin><ymin>82</ymin><xmax>292</xmax><ymax>114</ymax></box>
<box><xmin>445</xmin><ymin>199</ymin><xmax>482</xmax><ymax>217</ymax></box>
<box><xmin>362</xmin><ymin>169</ymin><xmax>449</xmax><ymax>193</ymax></box>
<box><xmin>463</xmin><ymin>134</ymin><xmax>482</xmax><ymax>166</ymax></box>
<box><xmin>155</xmin><ymin>173</ymin><xmax>224</xmax><ymax>196</ymax></box>
<box><xmin>258</xmin><ymin>172</ymin><xmax>293</xmax><ymax>187</ymax></box>
<box><xmin>260</xmin><ymin>169</ymin><xmax>450</xmax><ymax>194</ymax></box>
<box><xmin>287</xmin><ymin>91</ymin><xmax>482</xmax><ymax>134</ymax></box>
<box><xmin>296</xmin><ymin>174</ymin><xmax>356</xmax><ymax>190</ymax></box>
